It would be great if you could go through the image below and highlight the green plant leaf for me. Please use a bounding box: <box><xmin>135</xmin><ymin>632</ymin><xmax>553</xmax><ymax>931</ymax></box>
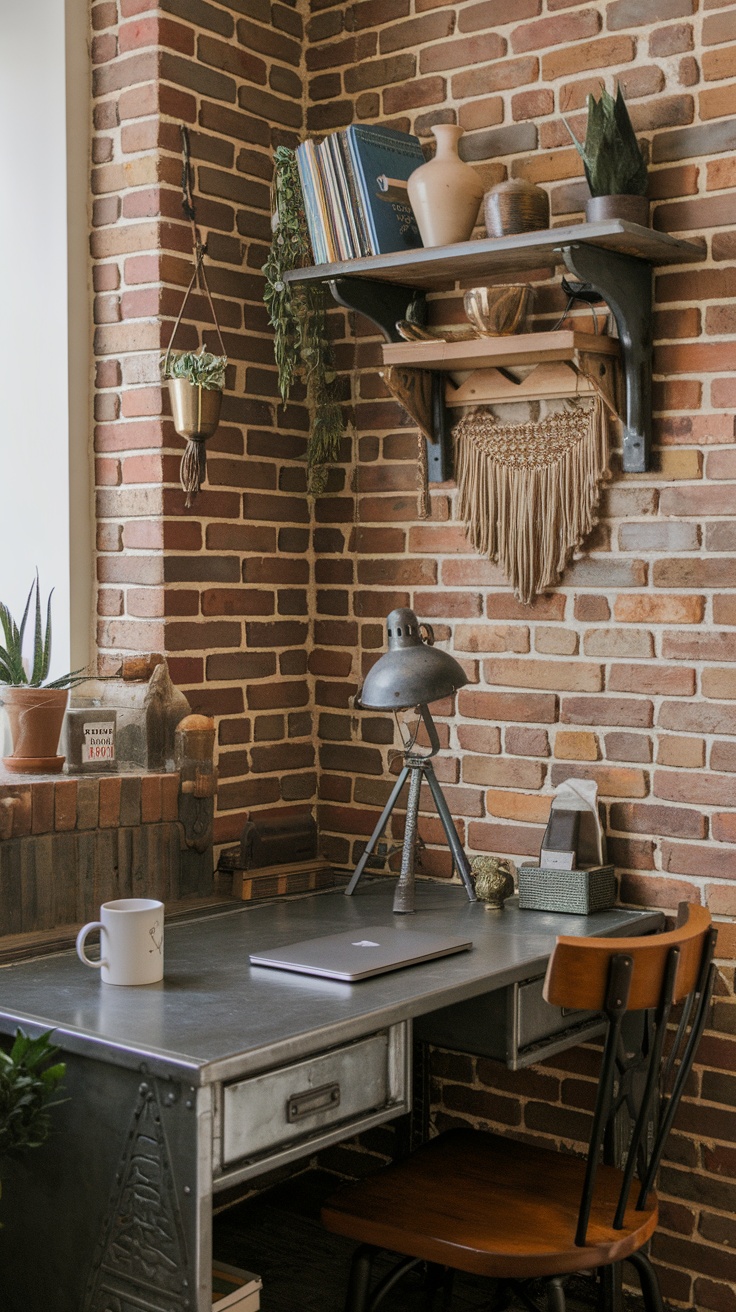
<box><xmin>0</xmin><ymin>577</ymin><xmax>88</xmax><ymax>689</ymax></box>
<box><xmin>161</xmin><ymin>346</ymin><xmax>227</xmax><ymax>389</ymax></box>
<box><xmin>565</xmin><ymin>86</ymin><xmax>647</xmax><ymax>197</ymax></box>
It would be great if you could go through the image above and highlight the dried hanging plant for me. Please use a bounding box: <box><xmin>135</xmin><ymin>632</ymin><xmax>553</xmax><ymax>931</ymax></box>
<box><xmin>263</xmin><ymin>146</ymin><xmax>343</xmax><ymax>495</ymax></box>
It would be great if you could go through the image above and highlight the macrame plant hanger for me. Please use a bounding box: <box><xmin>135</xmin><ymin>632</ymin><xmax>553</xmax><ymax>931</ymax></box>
<box><xmin>451</xmin><ymin>283</ymin><xmax>614</xmax><ymax>605</ymax></box>
<box><xmin>164</xmin><ymin>125</ymin><xmax>228</xmax><ymax>506</ymax></box>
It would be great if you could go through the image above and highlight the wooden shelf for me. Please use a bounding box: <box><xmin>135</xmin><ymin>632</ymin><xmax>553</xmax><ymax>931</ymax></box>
<box><xmin>283</xmin><ymin>220</ymin><xmax>704</xmax><ymax>291</ymax></box>
<box><xmin>284</xmin><ymin>220</ymin><xmax>705</xmax><ymax>476</ymax></box>
<box><xmin>381</xmin><ymin>330</ymin><xmax>620</xmax><ymax>373</ymax></box>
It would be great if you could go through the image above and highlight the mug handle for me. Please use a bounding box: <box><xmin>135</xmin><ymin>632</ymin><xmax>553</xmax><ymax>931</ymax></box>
<box><xmin>76</xmin><ymin>921</ymin><xmax>107</xmax><ymax>970</ymax></box>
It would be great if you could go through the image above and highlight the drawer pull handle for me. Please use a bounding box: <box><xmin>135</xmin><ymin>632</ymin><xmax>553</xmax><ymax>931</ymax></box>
<box><xmin>287</xmin><ymin>1082</ymin><xmax>341</xmax><ymax>1123</ymax></box>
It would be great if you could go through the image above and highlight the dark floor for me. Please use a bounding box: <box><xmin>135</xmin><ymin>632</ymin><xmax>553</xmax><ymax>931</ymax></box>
<box><xmin>212</xmin><ymin>1171</ymin><xmax>608</xmax><ymax>1312</ymax></box>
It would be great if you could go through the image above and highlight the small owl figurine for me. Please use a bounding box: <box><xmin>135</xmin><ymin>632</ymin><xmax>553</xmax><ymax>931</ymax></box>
<box><xmin>471</xmin><ymin>856</ymin><xmax>516</xmax><ymax>909</ymax></box>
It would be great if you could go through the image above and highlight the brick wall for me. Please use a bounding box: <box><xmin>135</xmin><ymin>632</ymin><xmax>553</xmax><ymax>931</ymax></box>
<box><xmin>304</xmin><ymin>2</ymin><xmax>736</xmax><ymax>1308</ymax></box>
<box><xmin>90</xmin><ymin>0</ymin><xmax>317</xmax><ymax>847</ymax></box>
<box><xmin>83</xmin><ymin>1</ymin><xmax>736</xmax><ymax>1306</ymax></box>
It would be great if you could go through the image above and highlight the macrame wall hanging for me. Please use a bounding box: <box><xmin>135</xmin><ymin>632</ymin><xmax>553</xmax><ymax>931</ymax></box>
<box><xmin>453</xmin><ymin>395</ymin><xmax>610</xmax><ymax>606</ymax></box>
<box><xmin>161</xmin><ymin>126</ymin><xmax>228</xmax><ymax>507</ymax></box>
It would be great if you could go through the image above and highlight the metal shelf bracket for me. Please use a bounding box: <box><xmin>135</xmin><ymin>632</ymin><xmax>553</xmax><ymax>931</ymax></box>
<box><xmin>560</xmin><ymin>243</ymin><xmax>652</xmax><ymax>473</ymax></box>
<box><xmin>327</xmin><ymin>277</ymin><xmax>453</xmax><ymax>483</ymax></box>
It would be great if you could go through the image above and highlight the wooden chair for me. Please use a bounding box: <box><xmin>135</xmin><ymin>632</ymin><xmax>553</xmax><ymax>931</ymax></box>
<box><xmin>322</xmin><ymin>904</ymin><xmax>716</xmax><ymax>1312</ymax></box>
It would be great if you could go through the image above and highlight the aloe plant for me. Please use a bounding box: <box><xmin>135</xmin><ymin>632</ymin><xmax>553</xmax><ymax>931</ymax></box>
<box><xmin>160</xmin><ymin>346</ymin><xmax>227</xmax><ymax>390</ymax></box>
<box><xmin>566</xmin><ymin>86</ymin><xmax>648</xmax><ymax>197</ymax></box>
<box><xmin>0</xmin><ymin>575</ymin><xmax>86</xmax><ymax>689</ymax></box>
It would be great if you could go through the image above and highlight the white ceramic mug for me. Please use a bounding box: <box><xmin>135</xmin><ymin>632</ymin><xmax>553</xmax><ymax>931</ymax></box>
<box><xmin>76</xmin><ymin>898</ymin><xmax>164</xmax><ymax>986</ymax></box>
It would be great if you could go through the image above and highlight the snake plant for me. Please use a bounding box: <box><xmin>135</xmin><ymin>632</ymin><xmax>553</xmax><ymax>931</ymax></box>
<box><xmin>0</xmin><ymin>575</ymin><xmax>86</xmax><ymax>689</ymax></box>
<box><xmin>566</xmin><ymin>85</ymin><xmax>647</xmax><ymax>197</ymax></box>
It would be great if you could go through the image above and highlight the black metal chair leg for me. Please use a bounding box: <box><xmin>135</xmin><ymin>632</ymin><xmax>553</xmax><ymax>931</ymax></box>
<box><xmin>367</xmin><ymin>1256</ymin><xmax>424</xmax><ymax>1312</ymax></box>
<box><xmin>628</xmin><ymin>1251</ymin><xmax>665</xmax><ymax>1312</ymax></box>
<box><xmin>599</xmin><ymin>1263</ymin><xmax>624</xmax><ymax>1312</ymax></box>
<box><xmin>424</xmin><ymin>1263</ymin><xmax>455</xmax><ymax>1310</ymax></box>
<box><xmin>546</xmin><ymin>1277</ymin><xmax>567</xmax><ymax>1312</ymax></box>
<box><xmin>345</xmin><ymin>1245</ymin><xmax>375</xmax><ymax>1312</ymax></box>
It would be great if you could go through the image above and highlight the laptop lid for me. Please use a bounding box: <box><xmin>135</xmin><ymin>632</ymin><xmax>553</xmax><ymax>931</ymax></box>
<box><xmin>249</xmin><ymin>924</ymin><xmax>473</xmax><ymax>982</ymax></box>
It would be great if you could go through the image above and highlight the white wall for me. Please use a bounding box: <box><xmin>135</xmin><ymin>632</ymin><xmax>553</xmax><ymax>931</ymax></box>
<box><xmin>0</xmin><ymin>0</ymin><xmax>91</xmax><ymax>684</ymax></box>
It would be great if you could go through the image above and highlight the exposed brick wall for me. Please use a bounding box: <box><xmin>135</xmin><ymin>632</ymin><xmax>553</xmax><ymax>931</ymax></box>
<box><xmin>90</xmin><ymin>0</ymin><xmax>316</xmax><ymax>847</ymax></box>
<box><xmin>82</xmin><ymin>1</ymin><xmax>736</xmax><ymax>1305</ymax></box>
<box><xmin>303</xmin><ymin>2</ymin><xmax>736</xmax><ymax>1307</ymax></box>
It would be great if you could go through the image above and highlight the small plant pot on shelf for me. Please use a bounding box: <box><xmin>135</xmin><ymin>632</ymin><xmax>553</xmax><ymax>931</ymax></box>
<box><xmin>2</xmin><ymin>686</ymin><xmax>69</xmax><ymax>774</ymax></box>
<box><xmin>586</xmin><ymin>194</ymin><xmax>650</xmax><ymax>227</ymax></box>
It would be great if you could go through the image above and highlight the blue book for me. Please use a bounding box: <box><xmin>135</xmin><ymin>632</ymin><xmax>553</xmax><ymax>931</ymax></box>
<box><xmin>345</xmin><ymin>125</ymin><xmax>425</xmax><ymax>256</ymax></box>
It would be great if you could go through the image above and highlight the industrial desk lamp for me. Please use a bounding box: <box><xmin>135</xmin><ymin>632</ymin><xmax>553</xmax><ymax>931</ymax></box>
<box><xmin>345</xmin><ymin>608</ymin><xmax>477</xmax><ymax>913</ymax></box>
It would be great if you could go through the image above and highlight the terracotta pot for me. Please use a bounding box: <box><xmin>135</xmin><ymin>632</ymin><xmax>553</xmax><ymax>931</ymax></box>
<box><xmin>2</xmin><ymin>687</ymin><xmax>69</xmax><ymax>774</ymax></box>
<box><xmin>407</xmin><ymin>125</ymin><xmax>484</xmax><ymax>248</ymax></box>
<box><xmin>168</xmin><ymin>378</ymin><xmax>222</xmax><ymax>440</ymax></box>
<box><xmin>585</xmin><ymin>194</ymin><xmax>650</xmax><ymax>227</ymax></box>
<box><xmin>484</xmin><ymin>178</ymin><xmax>550</xmax><ymax>238</ymax></box>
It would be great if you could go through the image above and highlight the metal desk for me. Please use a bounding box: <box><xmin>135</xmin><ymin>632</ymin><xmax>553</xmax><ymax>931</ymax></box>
<box><xmin>0</xmin><ymin>882</ymin><xmax>662</xmax><ymax>1312</ymax></box>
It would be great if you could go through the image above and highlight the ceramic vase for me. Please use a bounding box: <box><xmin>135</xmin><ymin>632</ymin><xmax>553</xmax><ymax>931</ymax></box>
<box><xmin>407</xmin><ymin>125</ymin><xmax>484</xmax><ymax>248</ymax></box>
<box><xmin>484</xmin><ymin>178</ymin><xmax>550</xmax><ymax>238</ymax></box>
<box><xmin>2</xmin><ymin>686</ymin><xmax>69</xmax><ymax>773</ymax></box>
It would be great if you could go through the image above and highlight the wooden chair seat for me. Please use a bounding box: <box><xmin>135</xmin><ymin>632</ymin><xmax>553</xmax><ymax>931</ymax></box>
<box><xmin>322</xmin><ymin>1128</ymin><xmax>658</xmax><ymax>1280</ymax></box>
<box><xmin>322</xmin><ymin>907</ymin><xmax>716</xmax><ymax>1312</ymax></box>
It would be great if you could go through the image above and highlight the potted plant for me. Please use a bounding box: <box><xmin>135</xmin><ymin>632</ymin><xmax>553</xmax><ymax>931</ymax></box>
<box><xmin>566</xmin><ymin>85</ymin><xmax>649</xmax><ymax>226</ymax></box>
<box><xmin>0</xmin><ymin>575</ymin><xmax>86</xmax><ymax>774</ymax></box>
<box><xmin>1</xmin><ymin>1030</ymin><xmax>65</xmax><ymax>1214</ymax></box>
<box><xmin>160</xmin><ymin>345</ymin><xmax>227</xmax><ymax>506</ymax></box>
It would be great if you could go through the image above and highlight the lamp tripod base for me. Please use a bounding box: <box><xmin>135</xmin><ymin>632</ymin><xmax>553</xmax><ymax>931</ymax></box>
<box><xmin>345</xmin><ymin>749</ymin><xmax>477</xmax><ymax>912</ymax></box>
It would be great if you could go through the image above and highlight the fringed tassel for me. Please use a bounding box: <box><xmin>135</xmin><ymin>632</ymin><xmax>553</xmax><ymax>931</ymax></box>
<box><xmin>454</xmin><ymin>397</ymin><xmax>609</xmax><ymax>605</ymax></box>
<box><xmin>180</xmin><ymin>437</ymin><xmax>208</xmax><ymax>508</ymax></box>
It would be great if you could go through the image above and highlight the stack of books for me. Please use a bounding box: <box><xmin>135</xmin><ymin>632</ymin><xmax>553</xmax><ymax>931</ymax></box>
<box><xmin>296</xmin><ymin>124</ymin><xmax>426</xmax><ymax>264</ymax></box>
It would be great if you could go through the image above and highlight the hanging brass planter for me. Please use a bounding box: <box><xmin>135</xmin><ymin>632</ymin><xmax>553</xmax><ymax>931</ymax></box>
<box><xmin>168</xmin><ymin>378</ymin><xmax>222</xmax><ymax>441</ymax></box>
<box><xmin>168</xmin><ymin>379</ymin><xmax>223</xmax><ymax>506</ymax></box>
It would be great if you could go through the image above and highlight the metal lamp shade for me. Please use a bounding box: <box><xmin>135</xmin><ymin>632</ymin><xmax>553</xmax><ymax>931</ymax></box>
<box><xmin>358</xmin><ymin>608</ymin><xmax>467</xmax><ymax>710</ymax></box>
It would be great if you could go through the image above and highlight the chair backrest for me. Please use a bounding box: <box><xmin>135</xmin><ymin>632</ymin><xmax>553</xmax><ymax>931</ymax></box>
<box><xmin>543</xmin><ymin>903</ymin><xmax>716</xmax><ymax>1246</ymax></box>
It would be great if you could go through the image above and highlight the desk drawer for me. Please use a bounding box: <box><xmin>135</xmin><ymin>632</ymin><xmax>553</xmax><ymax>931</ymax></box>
<box><xmin>222</xmin><ymin>1029</ymin><xmax>403</xmax><ymax>1168</ymax></box>
<box><xmin>516</xmin><ymin>976</ymin><xmax>598</xmax><ymax>1048</ymax></box>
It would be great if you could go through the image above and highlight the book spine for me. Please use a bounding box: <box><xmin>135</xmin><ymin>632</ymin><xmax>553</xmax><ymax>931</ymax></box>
<box><xmin>295</xmin><ymin>143</ymin><xmax>326</xmax><ymax>265</ymax></box>
<box><xmin>327</xmin><ymin>133</ymin><xmax>361</xmax><ymax>260</ymax></box>
<box><xmin>338</xmin><ymin>130</ymin><xmax>371</xmax><ymax>258</ymax></box>
<box><xmin>317</xmin><ymin>136</ymin><xmax>351</xmax><ymax>261</ymax></box>
<box><xmin>312</xmin><ymin>140</ymin><xmax>339</xmax><ymax>263</ymax></box>
<box><xmin>345</xmin><ymin>126</ymin><xmax>380</xmax><ymax>255</ymax></box>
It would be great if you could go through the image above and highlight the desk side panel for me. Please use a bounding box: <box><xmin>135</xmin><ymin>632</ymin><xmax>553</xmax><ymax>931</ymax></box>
<box><xmin>0</xmin><ymin>1050</ymin><xmax>207</xmax><ymax>1312</ymax></box>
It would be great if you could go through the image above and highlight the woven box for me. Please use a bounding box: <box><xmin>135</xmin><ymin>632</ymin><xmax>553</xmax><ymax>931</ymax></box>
<box><xmin>518</xmin><ymin>864</ymin><xmax>616</xmax><ymax>915</ymax></box>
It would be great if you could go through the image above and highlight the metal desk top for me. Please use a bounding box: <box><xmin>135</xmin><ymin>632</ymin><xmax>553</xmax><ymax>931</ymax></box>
<box><xmin>0</xmin><ymin>883</ymin><xmax>663</xmax><ymax>1085</ymax></box>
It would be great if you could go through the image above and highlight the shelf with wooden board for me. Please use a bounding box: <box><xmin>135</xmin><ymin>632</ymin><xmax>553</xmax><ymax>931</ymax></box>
<box><xmin>381</xmin><ymin>330</ymin><xmax>621</xmax><ymax>412</ymax></box>
<box><xmin>283</xmin><ymin>220</ymin><xmax>705</xmax><ymax>476</ymax></box>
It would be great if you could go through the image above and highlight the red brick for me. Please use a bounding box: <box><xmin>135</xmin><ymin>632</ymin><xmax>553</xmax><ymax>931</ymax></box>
<box><xmin>542</xmin><ymin>35</ymin><xmax>634</xmax><ymax>79</ymax></box>
<box><xmin>562</xmin><ymin>696</ymin><xmax>654</xmax><ymax>728</ymax></box>
<box><xmin>482</xmin><ymin>658</ymin><xmax>603</xmax><ymax>694</ymax></box>
<box><xmin>614</xmin><ymin>595</ymin><xmax>704</xmax><ymax>625</ymax></box>
<box><xmin>655</xmin><ymin>770</ymin><xmax>736</xmax><ymax>808</ymax></box>
<box><xmin>458</xmin><ymin>690</ymin><xmax>558</xmax><ymax>723</ymax></box>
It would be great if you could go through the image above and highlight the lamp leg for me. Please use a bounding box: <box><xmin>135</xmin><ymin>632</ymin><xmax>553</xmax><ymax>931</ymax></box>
<box><xmin>393</xmin><ymin>765</ymin><xmax>423</xmax><ymax>913</ymax></box>
<box><xmin>345</xmin><ymin>765</ymin><xmax>411</xmax><ymax>895</ymax></box>
<box><xmin>423</xmin><ymin>762</ymin><xmax>477</xmax><ymax>902</ymax></box>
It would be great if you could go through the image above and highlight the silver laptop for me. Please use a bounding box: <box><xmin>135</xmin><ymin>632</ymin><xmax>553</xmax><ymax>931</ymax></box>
<box><xmin>249</xmin><ymin>924</ymin><xmax>473</xmax><ymax>981</ymax></box>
